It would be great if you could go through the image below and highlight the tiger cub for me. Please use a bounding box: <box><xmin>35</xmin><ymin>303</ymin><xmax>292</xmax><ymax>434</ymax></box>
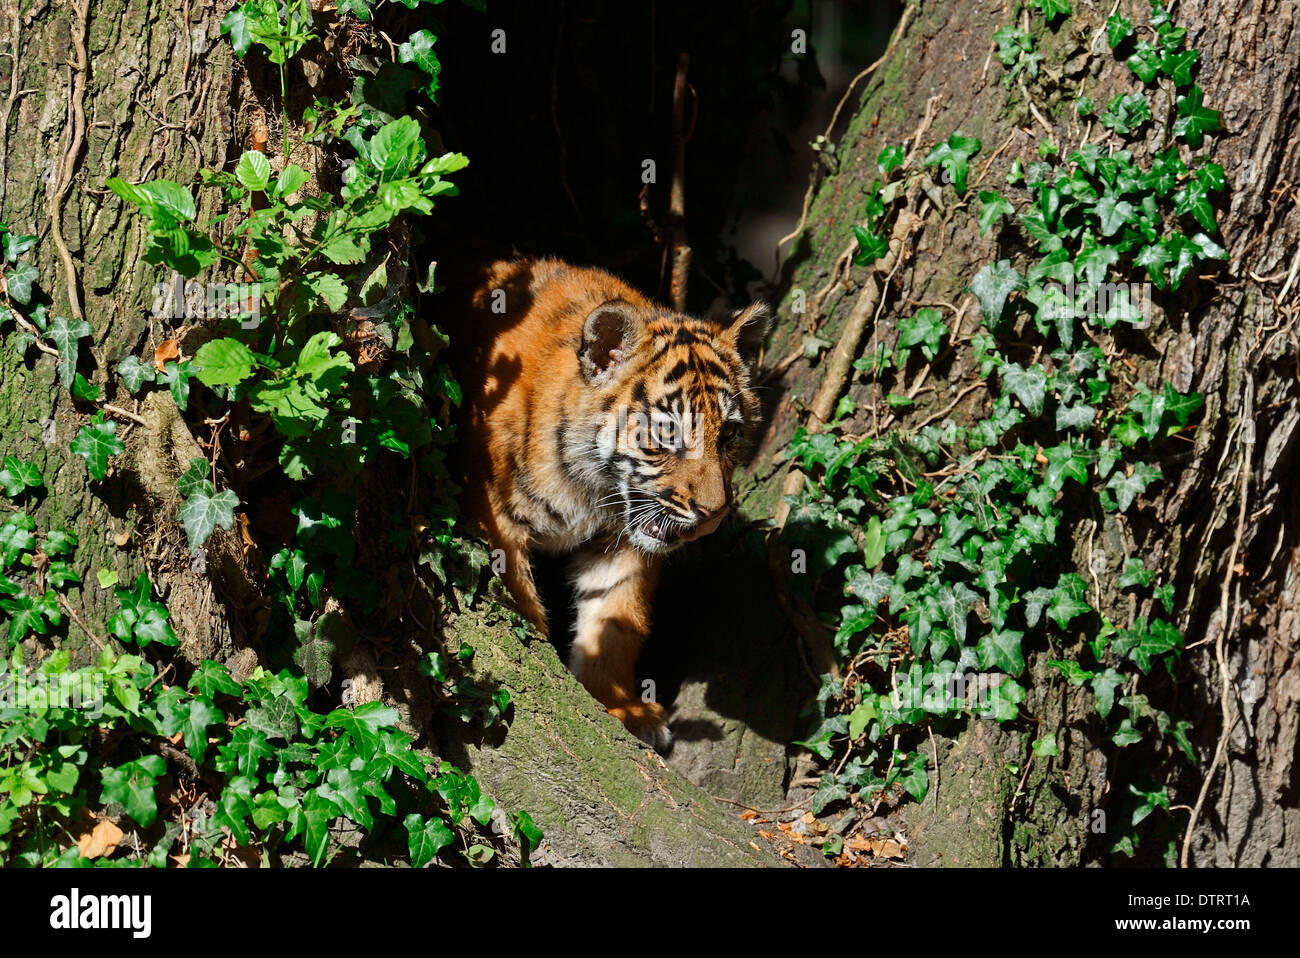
<box><xmin>452</xmin><ymin>258</ymin><xmax>769</xmax><ymax>749</ymax></box>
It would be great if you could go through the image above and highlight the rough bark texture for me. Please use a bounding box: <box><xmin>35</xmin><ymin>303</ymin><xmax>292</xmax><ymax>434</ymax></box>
<box><xmin>744</xmin><ymin>0</ymin><xmax>1300</xmax><ymax>866</ymax></box>
<box><xmin>0</xmin><ymin>0</ymin><xmax>236</xmax><ymax>646</ymax></box>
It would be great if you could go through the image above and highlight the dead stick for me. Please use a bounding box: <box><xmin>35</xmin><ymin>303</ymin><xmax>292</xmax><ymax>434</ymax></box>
<box><xmin>668</xmin><ymin>53</ymin><xmax>691</xmax><ymax>312</ymax></box>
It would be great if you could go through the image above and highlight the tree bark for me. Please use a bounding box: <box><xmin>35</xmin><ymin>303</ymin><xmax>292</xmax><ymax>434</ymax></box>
<box><xmin>1</xmin><ymin>0</ymin><xmax>236</xmax><ymax>647</ymax></box>
<box><xmin>746</xmin><ymin>0</ymin><xmax>1300</xmax><ymax>866</ymax></box>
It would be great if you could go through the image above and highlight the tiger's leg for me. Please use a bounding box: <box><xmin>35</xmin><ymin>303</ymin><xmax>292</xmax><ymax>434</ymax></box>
<box><xmin>567</xmin><ymin>545</ymin><xmax>669</xmax><ymax>749</ymax></box>
<box><xmin>496</xmin><ymin>528</ymin><xmax>548</xmax><ymax>637</ymax></box>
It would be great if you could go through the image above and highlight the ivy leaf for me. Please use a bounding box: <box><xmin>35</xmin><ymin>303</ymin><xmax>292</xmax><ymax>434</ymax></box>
<box><xmin>1174</xmin><ymin>85</ymin><xmax>1221</xmax><ymax>148</ymax></box>
<box><xmin>1031</xmin><ymin>0</ymin><xmax>1071</xmax><ymax>22</ymax></box>
<box><xmin>179</xmin><ymin>697</ymin><xmax>224</xmax><ymax>763</ymax></box>
<box><xmin>324</xmin><ymin>701</ymin><xmax>401</xmax><ymax>760</ymax></box>
<box><xmin>109</xmin><ymin>572</ymin><xmax>179</xmax><ymax>647</ymax></box>
<box><xmin>1047</xmin><ymin>573</ymin><xmax>1091</xmax><ymax>630</ymax></box>
<box><xmin>100</xmin><ymin>756</ymin><xmax>166</xmax><ymax>827</ymax></box>
<box><xmin>1127</xmin><ymin>40</ymin><xmax>1162</xmax><ymax>83</ymax></box>
<box><xmin>116</xmin><ymin>355</ymin><xmax>156</xmax><ymax>393</ymax></box>
<box><xmin>158</xmin><ymin>360</ymin><xmax>197</xmax><ymax>411</ymax></box>
<box><xmin>1091</xmin><ymin>668</ymin><xmax>1125</xmax><ymax>718</ymax></box>
<box><xmin>1100</xmin><ymin>92</ymin><xmax>1151</xmax><ymax>135</ymax></box>
<box><xmin>923</xmin><ymin>132</ymin><xmax>981</xmax><ymax>195</ymax></box>
<box><xmin>405</xmin><ymin>813</ymin><xmax>454</xmax><ymax>867</ymax></box>
<box><xmin>877</xmin><ymin>144</ymin><xmax>905</xmax><ymax>174</ymax></box>
<box><xmin>1047</xmin><ymin>659</ymin><xmax>1094</xmax><ymax>685</ymax></box>
<box><xmin>1106</xmin><ymin>461</ymin><xmax>1162</xmax><ymax>512</ymax></box>
<box><xmin>1095</xmin><ymin>194</ymin><xmax>1136</xmax><ymax>237</ymax></box>
<box><xmin>0</xmin><ymin>457</ymin><xmax>42</xmax><ymax>497</ymax></box>
<box><xmin>999</xmin><ymin>363</ymin><xmax>1047</xmax><ymax>416</ymax></box>
<box><xmin>1105</xmin><ymin>13</ymin><xmax>1133</xmax><ymax>47</ymax></box>
<box><xmin>968</xmin><ymin>260</ymin><xmax>1023</xmax><ymax>323</ymax></box>
<box><xmin>397</xmin><ymin>29</ymin><xmax>441</xmax><ymax>96</ymax></box>
<box><xmin>977</xmin><ymin>628</ymin><xmax>1026</xmax><ymax>676</ymax></box>
<box><xmin>978</xmin><ymin>190</ymin><xmax>1014</xmax><ymax>235</ymax></box>
<box><xmin>5</xmin><ymin>261</ymin><xmax>39</xmax><ymax>304</ymax></box>
<box><xmin>178</xmin><ymin>475</ymin><xmax>239</xmax><ymax>553</ymax></box>
<box><xmin>1161</xmin><ymin>48</ymin><xmax>1199</xmax><ymax>87</ymax></box>
<box><xmin>189</xmin><ymin>660</ymin><xmax>243</xmax><ymax>698</ymax></box>
<box><xmin>0</xmin><ymin>513</ymin><xmax>36</xmax><ymax>567</ymax></box>
<box><xmin>46</xmin><ymin>315</ymin><xmax>93</xmax><ymax>388</ymax></box>
<box><xmin>71</xmin><ymin>419</ymin><xmax>125</xmax><ymax>480</ymax></box>
<box><xmin>852</xmin><ymin>225</ymin><xmax>889</xmax><ymax>267</ymax></box>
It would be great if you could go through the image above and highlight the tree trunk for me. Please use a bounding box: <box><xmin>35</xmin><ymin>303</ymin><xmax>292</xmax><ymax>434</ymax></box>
<box><xmin>746</xmin><ymin>0</ymin><xmax>1300</xmax><ymax>866</ymax></box>
<box><xmin>1</xmin><ymin>0</ymin><xmax>236</xmax><ymax>646</ymax></box>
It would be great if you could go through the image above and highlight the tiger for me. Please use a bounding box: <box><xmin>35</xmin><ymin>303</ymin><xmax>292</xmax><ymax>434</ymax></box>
<box><xmin>451</xmin><ymin>257</ymin><xmax>769</xmax><ymax>749</ymax></box>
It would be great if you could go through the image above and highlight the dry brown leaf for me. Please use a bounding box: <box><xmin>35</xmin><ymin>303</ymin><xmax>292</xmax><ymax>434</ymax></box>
<box><xmin>76</xmin><ymin>818</ymin><xmax>124</xmax><ymax>860</ymax></box>
<box><xmin>113</xmin><ymin>529</ymin><xmax>131</xmax><ymax>547</ymax></box>
<box><xmin>154</xmin><ymin>340</ymin><xmax>180</xmax><ymax>371</ymax></box>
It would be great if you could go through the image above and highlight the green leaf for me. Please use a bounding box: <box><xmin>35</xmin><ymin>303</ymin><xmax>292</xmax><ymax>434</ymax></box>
<box><xmin>397</xmin><ymin>30</ymin><xmax>441</xmax><ymax>95</ymax></box>
<box><xmin>4</xmin><ymin>261</ymin><xmax>39</xmax><ymax>304</ymax></box>
<box><xmin>1100</xmin><ymin>92</ymin><xmax>1151</xmax><ymax>135</ymax></box>
<box><xmin>923</xmin><ymin>132</ymin><xmax>981</xmax><ymax>195</ymax></box>
<box><xmin>116</xmin><ymin>355</ymin><xmax>156</xmax><ymax>393</ymax></box>
<box><xmin>369</xmin><ymin>116</ymin><xmax>423</xmax><ymax>179</ymax></box>
<box><xmin>1161</xmin><ymin>48</ymin><xmax>1199</xmax><ymax>87</ymax></box>
<box><xmin>1047</xmin><ymin>573</ymin><xmax>1091</xmax><ymax>630</ymax></box>
<box><xmin>1105</xmin><ymin>13</ymin><xmax>1133</xmax><ymax>47</ymax></box>
<box><xmin>1174</xmin><ymin>85</ymin><xmax>1221</xmax><ymax>148</ymax></box>
<box><xmin>977</xmin><ymin>628</ymin><xmax>1026</xmax><ymax>676</ymax></box>
<box><xmin>324</xmin><ymin>701</ymin><xmax>401</xmax><ymax>760</ymax></box>
<box><xmin>1031</xmin><ymin>0</ymin><xmax>1070</xmax><ymax>21</ymax></box>
<box><xmin>1032</xmin><ymin>735</ymin><xmax>1059</xmax><ymax>757</ymax></box>
<box><xmin>194</xmin><ymin>337</ymin><xmax>256</xmax><ymax>388</ymax></box>
<box><xmin>100</xmin><ymin>756</ymin><xmax>166</xmax><ymax>827</ymax></box>
<box><xmin>851</xmin><ymin>225</ymin><xmax>888</xmax><ymax>267</ymax></box>
<box><xmin>71</xmin><ymin>419</ymin><xmax>125</xmax><ymax>480</ymax></box>
<box><xmin>978</xmin><ymin>190</ymin><xmax>1014</xmax><ymax>235</ymax></box>
<box><xmin>405</xmin><ymin>813</ymin><xmax>454</xmax><ymax>867</ymax></box>
<box><xmin>0</xmin><ymin>457</ymin><xmax>42</xmax><ymax>497</ymax></box>
<box><xmin>968</xmin><ymin>260</ymin><xmax>1023</xmax><ymax>323</ymax></box>
<box><xmin>46</xmin><ymin>315</ymin><xmax>93</xmax><ymax>388</ymax></box>
<box><xmin>999</xmin><ymin>363</ymin><xmax>1047</xmax><ymax>416</ymax></box>
<box><xmin>178</xmin><ymin>477</ymin><xmax>239</xmax><ymax>553</ymax></box>
<box><xmin>235</xmin><ymin>150</ymin><xmax>272</xmax><ymax>191</ymax></box>
<box><xmin>1106</xmin><ymin>461</ymin><xmax>1162</xmax><ymax>512</ymax></box>
<box><xmin>877</xmin><ymin>144</ymin><xmax>905</xmax><ymax>174</ymax></box>
<box><xmin>179</xmin><ymin>697</ymin><xmax>223</xmax><ymax>762</ymax></box>
<box><xmin>1091</xmin><ymin>668</ymin><xmax>1125</xmax><ymax>718</ymax></box>
<box><xmin>108</xmin><ymin>572</ymin><xmax>178</xmax><ymax>647</ymax></box>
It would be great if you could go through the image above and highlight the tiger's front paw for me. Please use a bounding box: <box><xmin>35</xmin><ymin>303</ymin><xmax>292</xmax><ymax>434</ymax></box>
<box><xmin>606</xmin><ymin>701</ymin><xmax>672</xmax><ymax>752</ymax></box>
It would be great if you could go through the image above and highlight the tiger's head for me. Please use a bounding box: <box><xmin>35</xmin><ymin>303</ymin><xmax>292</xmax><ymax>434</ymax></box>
<box><xmin>571</xmin><ymin>299</ymin><xmax>770</xmax><ymax>555</ymax></box>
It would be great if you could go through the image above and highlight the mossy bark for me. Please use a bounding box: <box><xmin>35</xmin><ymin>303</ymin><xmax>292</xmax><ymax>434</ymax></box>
<box><xmin>1</xmin><ymin>0</ymin><xmax>235</xmax><ymax>650</ymax></box>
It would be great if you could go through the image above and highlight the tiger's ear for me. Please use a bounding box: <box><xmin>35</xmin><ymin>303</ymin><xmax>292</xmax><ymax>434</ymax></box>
<box><xmin>721</xmin><ymin>302</ymin><xmax>771</xmax><ymax>368</ymax></box>
<box><xmin>579</xmin><ymin>301</ymin><xmax>643</xmax><ymax>382</ymax></box>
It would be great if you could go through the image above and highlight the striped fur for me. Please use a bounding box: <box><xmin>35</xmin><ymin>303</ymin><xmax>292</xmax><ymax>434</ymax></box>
<box><xmin>453</xmin><ymin>258</ymin><xmax>768</xmax><ymax>748</ymax></box>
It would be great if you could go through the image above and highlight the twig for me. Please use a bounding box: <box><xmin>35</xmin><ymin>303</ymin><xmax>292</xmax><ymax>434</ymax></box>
<box><xmin>47</xmin><ymin>0</ymin><xmax>91</xmax><ymax>323</ymax></box>
<box><xmin>103</xmin><ymin>403</ymin><xmax>147</xmax><ymax>426</ymax></box>
<box><xmin>668</xmin><ymin>53</ymin><xmax>691</xmax><ymax>312</ymax></box>
<box><xmin>1179</xmin><ymin>377</ymin><xmax>1254</xmax><ymax>867</ymax></box>
<box><xmin>57</xmin><ymin>594</ymin><xmax>105</xmax><ymax>650</ymax></box>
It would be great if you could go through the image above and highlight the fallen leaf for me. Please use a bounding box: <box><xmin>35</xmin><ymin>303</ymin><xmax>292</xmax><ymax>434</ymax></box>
<box><xmin>154</xmin><ymin>340</ymin><xmax>180</xmax><ymax>371</ymax></box>
<box><xmin>113</xmin><ymin>529</ymin><xmax>131</xmax><ymax>547</ymax></box>
<box><xmin>77</xmin><ymin>817</ymin><xmax>124</xmax><ymax>860</ymax></box>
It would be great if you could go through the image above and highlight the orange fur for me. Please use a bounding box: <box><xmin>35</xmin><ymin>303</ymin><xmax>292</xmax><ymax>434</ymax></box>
<box><xmin>452</xmin><ymin>258</ymin><xmax>768</xmax><ymax>748</ymax></box>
